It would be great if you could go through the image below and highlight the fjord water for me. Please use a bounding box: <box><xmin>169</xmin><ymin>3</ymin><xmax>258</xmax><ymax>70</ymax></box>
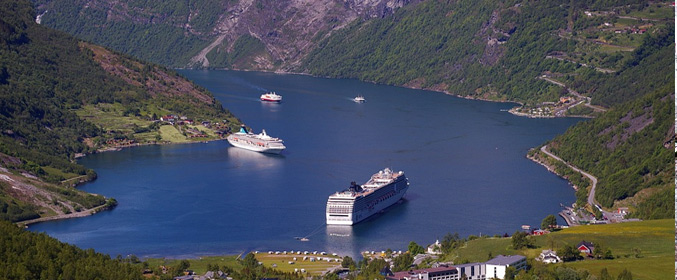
<box><xmin>30</xmin><ymin>70</ymin><xmax>581</xmax><ymax>258</ymax></box>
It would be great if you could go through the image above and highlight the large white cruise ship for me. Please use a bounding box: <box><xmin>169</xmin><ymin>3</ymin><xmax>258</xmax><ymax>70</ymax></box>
<box><xmin>226</xmin><ymin>126</ymin><xmax>286</xmax><ymax>154</ymax></box>
<box><xmin>326</xmin><ymin>168</ymin><xmax>409</xmax><ymax>225</ymax></box>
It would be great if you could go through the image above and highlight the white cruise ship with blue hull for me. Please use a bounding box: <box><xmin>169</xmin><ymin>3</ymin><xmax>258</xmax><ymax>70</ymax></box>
<box><xmin>326</xmin><ymin>168</ymin><xmax>409</xmax><ymax>225</ymax></box>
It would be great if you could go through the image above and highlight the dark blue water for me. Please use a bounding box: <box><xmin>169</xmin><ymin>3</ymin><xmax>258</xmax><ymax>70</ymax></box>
<box><xmin>29</xmin><ymin>70</ymin><xmax>581</xmax><ymax>258</ymax></box>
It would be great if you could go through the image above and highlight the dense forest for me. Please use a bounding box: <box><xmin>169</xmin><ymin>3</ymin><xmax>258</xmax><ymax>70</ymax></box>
<box><xmin>0</xmin><ymin>0</ymin><xmax>239</xmax><ymax>222</ymax></box>
<box><xmin>0</xmin><ymin>219</ymin><xmax>144</xmax><ymax>279</ymax></box>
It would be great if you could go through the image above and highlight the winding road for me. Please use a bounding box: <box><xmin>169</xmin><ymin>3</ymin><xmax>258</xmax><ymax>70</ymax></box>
<box><xmin>540</xmin><ymin>145</ymin><xmax>613</xmax><ymax>219</ymax></box>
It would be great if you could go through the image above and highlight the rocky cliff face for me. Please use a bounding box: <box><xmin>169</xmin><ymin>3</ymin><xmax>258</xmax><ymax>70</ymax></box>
<box><xmin>33</xmin><ymin>0</ymin><xmax>420</xmax><ymax>70</ymax></box>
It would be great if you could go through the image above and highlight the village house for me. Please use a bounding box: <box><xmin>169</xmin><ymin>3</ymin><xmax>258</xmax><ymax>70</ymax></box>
<box><xmin>577</xmin><ymin>241</ymin><xmax>595</xmax><ymax>256</ymax></box>
<box><xmin>427</xmin><ymin>240</ymin><xmax>442</xmax><ymax>255</ymax></box>
<box><xmin>536</xmin><ymin>250</ymin><xmax>561</xmax><ymax>264</ymax></box>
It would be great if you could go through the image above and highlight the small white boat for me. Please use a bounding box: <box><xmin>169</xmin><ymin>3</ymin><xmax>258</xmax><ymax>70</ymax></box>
<box><xmin>353</xmin><ymin>95</ymin><xmax>365</xmax><ymax>103</ymax></box>
<box><xmin>260</xmin><ymin>91</ymin><xmax>282</xmax><ymax>102</ymax></box>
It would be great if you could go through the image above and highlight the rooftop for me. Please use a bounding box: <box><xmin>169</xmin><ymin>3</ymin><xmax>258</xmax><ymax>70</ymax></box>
<box><xmin>485</xmin><ymin>255</ymin><xmax>526</xmax><ymax>265</ymax></box>
<box><xmin>389</xmin><ymin>266</ymin><xmax>457</xmax><ymax>280</ymax></box>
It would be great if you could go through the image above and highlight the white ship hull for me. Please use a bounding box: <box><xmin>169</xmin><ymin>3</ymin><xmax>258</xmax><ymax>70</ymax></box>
<box><xmin>326</xmin><ymin>169</ymin><xmax>409</xmax><ymax>225</ymax></box>
<box><xmin>326</xmin><ymin>186</ymin><xmax>408</xmax><ymax>225</ymax></box>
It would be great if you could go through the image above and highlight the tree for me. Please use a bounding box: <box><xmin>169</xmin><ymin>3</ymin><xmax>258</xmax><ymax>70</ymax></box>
<box><xmin>617</xmin><ymin>269</ymin><xmax>633</xmax><ymax>280</ymax></box>
<box><xmin>176</xmin><ymin>260</ymin><xmax>190</xmax><ymax>275</ymax></box>
<box><xmin>408</xmin><ymin>241</ymin><xmax>424</xmax><ymax>255</ymax></box>
<box><xmin>504</xmin><ymin>266</ymin><xmax>516</xmax><ymax>280</ymax></box>
<box><xmin>558</xmin><ymin>244</ymin><xmax>582</xmax><ymax>262</ymax></box>
<box><xmin>541</xmin><ymin>214</ymin><xmax>557</xmax><ymax>229</ymax></box>
<box><xmin>241</xmin><ymin>253</ymin><xmax>258</xmax><ymax>268</ymax></box>
<box><xmin>392</xmin><ymin>253</ymin><xmax>414</xmax><ymax>272</ymax></box>
<box><xmin>440</xmin><ymin>233</ymin><xmax>462</xmax><ymax>254</ymax></box>
<box><xmin>592</xmin><ymin>242</ymin><xmax>614</xmax><ymax>259</ymax></box>
<box><xmin>600</xmin><ymin>268</ymin><xmax>613</xmax><ymax>280</ymax></box>
<box><xmin>341</xmin><ymin>256</ymin><xmax>356</xmax><ymax>270</ymax></box>
<box><xmin>511</xmin><ymin>231</ymin><xmax>532</xmax><ymax>249</ymax></box>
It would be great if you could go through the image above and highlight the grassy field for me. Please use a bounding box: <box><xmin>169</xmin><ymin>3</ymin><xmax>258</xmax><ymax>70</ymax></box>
<box><xmin>624</xmin><ymin>3</ymin><xmax>674</xmax><ymax>19</ymax></box>
<box><xmin>446</xmin><ymin>219</ymin><xmax>673</xmax><ymax>279</ymax></box>
<box><xmin>254</xmin><ymin>252</ymin><xmax>342</xmax><ymax>275</ymax></box>
<box><xmin>158</xmin><ymin>125</ymin><xmax>189</xmax><ymax>143</ymax></box>
<box><xmin>146</xmin><ymin>252</ymin><xmax>342</xmax><ymax>276</ymax></box>
<box><xmin>145</xmin><ymin>255</ymin><xmax>241</xmax><ymax>275</ymax></box>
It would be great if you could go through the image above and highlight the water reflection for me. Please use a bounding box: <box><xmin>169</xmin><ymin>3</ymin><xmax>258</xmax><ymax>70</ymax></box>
<box><xmin>325</xmin><ymin>225</ymin><xmax>355</xmax><ymax>257</ymax></box>
<box><xmin>226</xmin><ymin>147</ymin><xmax>284</xmax><ymax>170</ymax></box>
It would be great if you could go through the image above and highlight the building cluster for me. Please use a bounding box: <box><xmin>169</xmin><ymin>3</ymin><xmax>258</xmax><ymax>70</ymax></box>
<box><xmin>535</xmin><ymin>240</ymin><xmax>598</xmax><ymax>264</ymax></box>
<box><xmin>172</xmin><ymin>270</ymin><xmax>229</xmax><ymax>280</ymax></box>
<box><xmin>385</xmin><ymin>255</ymin><xmax>526</xmax><ymax>280</ymax></box>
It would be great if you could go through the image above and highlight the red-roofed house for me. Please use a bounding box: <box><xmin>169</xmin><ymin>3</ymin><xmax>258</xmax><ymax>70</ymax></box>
<box><xmin>577</xmin><ymin>241</ymin><xmax>595</xmax><ymax>255</ymax></box>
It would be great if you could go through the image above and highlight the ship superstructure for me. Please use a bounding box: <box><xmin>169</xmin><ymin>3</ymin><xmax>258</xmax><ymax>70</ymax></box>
<box><xmin>326</xmin><ymin>168</ymin><xmax>409</xmax><ymax>225</ymax></box>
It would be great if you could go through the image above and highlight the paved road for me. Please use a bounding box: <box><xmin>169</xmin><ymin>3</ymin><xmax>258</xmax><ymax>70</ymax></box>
<box><xmin>540</xmin><ymin>145</ymin><xmax>613</xmax><ymax>219</ymax></box>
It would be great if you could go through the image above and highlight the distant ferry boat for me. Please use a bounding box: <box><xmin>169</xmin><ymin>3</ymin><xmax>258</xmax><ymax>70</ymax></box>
<box><xmin>227</xmin><ymin>126</ymin><xmax>286</xmax><ymax>154</ymax></box>
<box><xmin>261</xmin><ymin>92</ymin><xmax>282</xmax><ymax>102</ymax></box>
<box><xmin>353</xmin><ymin>95</ymin><xmax>365</xmax><ymax>103</ymax></box>
<box><xmin>326</xmin><ymin>168</ymin><xmax>409</xmax><ymax>225</ymax></box>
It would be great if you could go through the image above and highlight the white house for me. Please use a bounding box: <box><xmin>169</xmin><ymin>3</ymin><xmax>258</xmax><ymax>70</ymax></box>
<box><xmin>485</xmin><ymin>255</ymin><xmax>527</xmax><ymax>280</ymax></box>
<box><xmin>427</xmin><ymin>240</ymin><xmax>442</xmax><ymax>255</ymax></box>
<box><xmin>536</xmin><ymin>250</ymin><xmax>561</xmax><ymax>264</ymax></box>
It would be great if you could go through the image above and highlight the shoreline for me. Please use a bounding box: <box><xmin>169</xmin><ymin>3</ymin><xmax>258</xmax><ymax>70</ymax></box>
<box><xmin>15</xmin><ymin>138</ymin><xmax>230</xmax><ymax>227</ymax></box>
<box><xmin>526</xmin><ymin>147</ymin><xmax>579</xmax><ymax>191</ymax></box>
<box><xmin>192</xmin><ymin>68</ymin><xmax>601</xmax><ymax>119</ymax></box>
<box><xmin>18</xmin><ymin>202</ymin><xmax>114</xmax><ymax>228</ymax></box>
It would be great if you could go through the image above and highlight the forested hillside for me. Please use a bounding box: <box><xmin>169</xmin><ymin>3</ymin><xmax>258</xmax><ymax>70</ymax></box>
<box><xmin>0</xmin><ymin>219</ymin><xmax>144</xmax><ymax>279</ymax></box>
<box><xmin>302</xmin><ymin>0</ymin><xmax>672</xmax><ymax>107</ymax></box>
<box><xmin>548</xmin><ymin>86</ymin><xmax>673</xmax><ymax>219</ymax></box>
<box><xmin>0</xmin><ymin>0</ymin><xmax>239</xmax><ymax>222</ymax></box>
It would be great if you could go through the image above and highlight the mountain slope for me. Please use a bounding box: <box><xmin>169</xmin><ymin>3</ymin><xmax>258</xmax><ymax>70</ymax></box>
<box><xmin>547</xmin><ymin>85</ymin><xmax>674</xmax><ymax>219</ymax></box>
<box><xmin>33</xmin><ymin>0</ymin><xmax>420</xmax><ymax>69</ymax></box>
<box><xmin>0</xmin><ymin>0</ymin><xmax>239</xmax><ymax>222</ymax></box>
<box><xmin>302</xmin><ymin>0</ymin><xmax>673</xmax><ymax>106</ymax></box>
